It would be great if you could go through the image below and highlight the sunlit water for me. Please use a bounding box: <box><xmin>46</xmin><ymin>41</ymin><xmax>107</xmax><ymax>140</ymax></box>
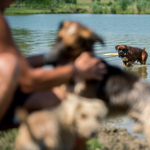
<box><xmin>5</xmin><ymin>14</ymin><xmax>150</xmax><ymax>138</ymax></box>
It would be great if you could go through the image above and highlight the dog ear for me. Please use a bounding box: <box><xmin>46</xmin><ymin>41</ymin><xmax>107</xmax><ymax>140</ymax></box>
<box><xmin>125</xmin><ymin>45</ymin><xmax>129</xmax><ymax>51</ymax></box>
<box><xmin>115</xmin><ymin>45</ymin><xmax>119</xmax><ymax>50</ymax></box>
<box><xmin>91</xmin><ymin>33</ymin><xmax>105</xmax><ymax>46</ymax></box>
<box><xmin>58</xmin><ymin>21</ymin><xmax>64</xmax><ymax>30</ymax></box>
<box><xmin>79</xmin><ymin>27</ymin><xmax>104</xmax><ymax>46</ymax></box>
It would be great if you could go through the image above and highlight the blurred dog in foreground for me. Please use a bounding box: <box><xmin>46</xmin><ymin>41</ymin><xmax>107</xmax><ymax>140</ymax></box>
<box><xmin>15</xmin><ymin>94</ymin><xmax>107</xmax><ymax>150</ymax></box>
<box><xmin>16</xmin><ymin>21</ymin><xmax>150</xmax><ymax>149</ymax></box>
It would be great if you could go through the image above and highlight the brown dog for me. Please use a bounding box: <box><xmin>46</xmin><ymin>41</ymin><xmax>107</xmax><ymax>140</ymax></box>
<box><xmin>47</xmin><ymin>21</ymin><xmax>150</xmax><ymax>147</ymax></box>
<box><xmin>115</xmin><ymin>45</ymin><xmax>148</xmax><ymax>66</ymax></box>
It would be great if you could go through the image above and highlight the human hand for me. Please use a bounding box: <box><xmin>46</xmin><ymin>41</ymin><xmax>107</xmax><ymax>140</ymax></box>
<box><xmin>74</xmin><ymin>52</ymin><xmax>107</xmax><ymax>80</ymax></box>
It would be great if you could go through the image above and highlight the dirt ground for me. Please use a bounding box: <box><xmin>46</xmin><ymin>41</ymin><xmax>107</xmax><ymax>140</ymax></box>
<box><xmin>97</xmin><ymin>125</ymin><xmax>150</xmax><ymax>150</ymax></box>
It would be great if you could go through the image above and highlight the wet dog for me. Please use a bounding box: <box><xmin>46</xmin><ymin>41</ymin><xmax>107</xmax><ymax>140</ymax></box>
<box><xmin>15</xmin><ymin>94</ymin><xmax>107</xmax><ymax>150</ymax></box>
<box><xmin>45</xmin><ymin>21</ymin><xmax>150</xmax><ymax>147</ymax></box>
<box><xmin>115</xmin><ymin>45</ymin><xmax>148</xmax><ymax>66</ymax></box>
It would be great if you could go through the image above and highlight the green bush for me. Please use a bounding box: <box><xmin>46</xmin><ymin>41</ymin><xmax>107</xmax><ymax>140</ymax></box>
<box><xmin>107</xmin><ymin>1</ymin><xmax>113</xmax><ymax>6</ymax></box>
<box><xmin>91</xmin><ymin>3</ymin><xmax>103</xmax><ymax>13</ymax></box>
<box><xmin>110</xmin><ymin>3</ymin><xmax>117</xmax><ymax>14</ymax></box>
<box><xmin>102</xmin><ymin>5</ymin><xmax>109</xmax><ymax>14</ymax></box>
<box><xmin>125</xmin><ymin>6</ymin><xmax>135</xmax><ymax>14</ymax></box>
<box><xmin>136</xmin><ymin>1</ymin><xmax>143</xmax><ymax>13</ymax></box>
<box><xmin>136</xmin><ymin>0</ymin><xmax>150</xmax><ymax>14</ymax></box>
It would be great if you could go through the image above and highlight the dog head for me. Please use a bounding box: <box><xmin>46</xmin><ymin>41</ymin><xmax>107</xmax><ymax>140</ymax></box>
<box><xmin>74</xmin><ymin>98</ymin><xmax>107</xmax><ymax>139</ymax></box>
<box><xmin>115</xmin><ymin>45</ymin><xmax>129</xmax><ymax>58</ymax></box>
<box><xmin>63</xmin><ymin>94</ymin><xmax>108</xmax><ymax>139</ymax></box>
<box><xmin>48</xmin><ymin>20</ymin><xmax>104</xmax><ymax>65</ymax></box>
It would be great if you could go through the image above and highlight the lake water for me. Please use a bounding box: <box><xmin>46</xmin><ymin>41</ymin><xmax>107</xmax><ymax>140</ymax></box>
<box><xmin>5</xmin><ymin>14</ymin><xmax>150</xmax><ymax>138</ymax></box>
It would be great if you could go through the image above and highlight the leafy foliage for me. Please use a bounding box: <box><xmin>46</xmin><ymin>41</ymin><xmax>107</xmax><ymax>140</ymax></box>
<box><xmin>87</xmin><ymin>138</ymin><xmax>104</xmax><ymax>150</ymax></box>
<box><xmin>91</xmin><ymin>3</ymin><xmax>103</xmax><ymax>13</ymax></box>
<box><xmin>9</xmin><ymin>0</ymin><xmax>150</xmax><ymax>14</ymax></box>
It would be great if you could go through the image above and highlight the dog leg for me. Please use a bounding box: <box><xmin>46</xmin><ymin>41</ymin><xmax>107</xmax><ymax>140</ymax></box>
<box><xmin>123</xmin><ymin>61</ymin><xmax>127</xmax><ymax>66</ymax></box>
<box><xmin>133</xmin><ymin>122</ymin><xmax>143</xmax><ymax>133</ymax></box>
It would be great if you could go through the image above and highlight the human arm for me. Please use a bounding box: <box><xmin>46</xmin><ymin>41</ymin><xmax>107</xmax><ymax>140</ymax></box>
<box><xmin>20</xmin><ymin>52</ymin><xmax>107</xmax><ymax>93</ymax></box>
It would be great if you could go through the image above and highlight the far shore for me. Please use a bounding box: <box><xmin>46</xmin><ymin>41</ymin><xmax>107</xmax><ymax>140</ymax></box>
<box><xmin>4</xmin><ymin>7</ymin><xmax>150</xmax><ymax>15</ymax></box>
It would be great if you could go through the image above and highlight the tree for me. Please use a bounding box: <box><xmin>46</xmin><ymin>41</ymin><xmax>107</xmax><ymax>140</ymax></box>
<box><xmin>119</xmin><ymin>0</ymin><xmax>131</xmax><ymax>11</ymax></box>
<box><xmin>18</xmin><ymin>0</ymin><xmax>20</xmax><ymax>8</ymax></box>
<box><xmin>72</xmin><ymin>0</ymin><xmax>77</xmax><ymax>4</ymax></box>
<box><xmin>91</xmin><ymin>0</ymin><xmax>95</xmax><ymax>3</ymax></box>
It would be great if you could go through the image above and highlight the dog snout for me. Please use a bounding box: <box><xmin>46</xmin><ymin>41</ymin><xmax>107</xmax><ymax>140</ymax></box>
<box><xmin>90</xmin><ymin>131</ymin><xmax>97</xmax><ymax>137</ymax></box>
<box><xmin>119</xmin><ymin>51</ymin><xmax>125</xmax><ymax>57</ymax></box>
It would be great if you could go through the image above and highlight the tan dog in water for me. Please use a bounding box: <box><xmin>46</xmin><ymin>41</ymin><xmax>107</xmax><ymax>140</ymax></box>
<box><xmin>15</xmin><ymin>94</ymin><xmax>107</xmax><ymax>150</ymax></box>
<box><xmin>16</xmin><ymin>21</ymin><xmax>150</xmax><ymax>148</ymax></box>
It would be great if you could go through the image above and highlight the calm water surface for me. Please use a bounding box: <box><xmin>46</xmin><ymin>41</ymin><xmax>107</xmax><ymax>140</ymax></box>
<box><xmin>5</xmin><ymin>14</ymin><xmax>150</xmax><ymax>138</ymax></box>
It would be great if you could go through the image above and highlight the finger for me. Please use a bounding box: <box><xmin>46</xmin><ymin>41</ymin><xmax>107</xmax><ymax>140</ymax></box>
<box><xmin>80</xmin><ymin>52</ymin><xmax>91</xmax><ymax>58</ymax></box>
<box><xmin>93</xmin><ymin>74</ymin><xmax>104</xmax><ymax>81</ymax></box>
<box><xmin>89</xmin><ymin>58</ymin><xmax>100</xmax><ymax>67</ymax></box>
<box><xmin>97</xmin><ymin>69</ymin><xmax>108</xmax><ymax>75</ymax></box>
<box><xmin>97</xmin><ymin>62</ymin><xmax>106</xmax><ymax>69</ymax></box>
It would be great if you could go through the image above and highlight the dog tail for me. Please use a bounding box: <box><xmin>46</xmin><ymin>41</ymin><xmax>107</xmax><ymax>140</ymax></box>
<box><xmin>143</xmin><ymin>47</ymin><xmax>146</xmax><ymax>50</ymax></box>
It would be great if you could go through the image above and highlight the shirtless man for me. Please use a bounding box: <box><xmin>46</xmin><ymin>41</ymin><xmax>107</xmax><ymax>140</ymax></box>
<box><xmin>0</xmin><ymin>0</ymin><xmax>107</xmax><ymax>129</ymax></box>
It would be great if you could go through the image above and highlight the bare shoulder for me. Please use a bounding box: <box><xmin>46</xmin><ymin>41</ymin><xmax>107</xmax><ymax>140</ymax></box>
<box><xmin>0</xmin><ymin>12</ymin><xmax>15</xmax><ymax>49</ymax></box>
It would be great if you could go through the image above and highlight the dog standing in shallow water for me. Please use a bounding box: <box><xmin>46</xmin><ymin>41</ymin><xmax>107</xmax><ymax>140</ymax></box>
<box><xmin>16</xmin><ymin>21</ymin><xmax>150</xmax><ymax>149</ymax></box>
<box><xmin>115</xmin><ymin>45</ymin><xmax>148</xmax><ymax>66</ymax></box>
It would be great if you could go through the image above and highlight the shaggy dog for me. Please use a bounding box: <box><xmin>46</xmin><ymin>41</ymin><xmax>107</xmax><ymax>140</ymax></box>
<box><xmin>15</xmin><ymin>94</ymin><xmax>107</xmax><ymax>150</ymax></box>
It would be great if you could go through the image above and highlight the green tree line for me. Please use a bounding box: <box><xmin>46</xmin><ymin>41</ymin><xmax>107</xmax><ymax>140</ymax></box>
<box><xmin>17</xmin><ymin>0</ymin><xmax>77</xmax><ymax>6</ymax></box>
<box><xmin>9</xmin><ymin>0</ymin><xmax>150</xmax><ymax>14</ymax></box>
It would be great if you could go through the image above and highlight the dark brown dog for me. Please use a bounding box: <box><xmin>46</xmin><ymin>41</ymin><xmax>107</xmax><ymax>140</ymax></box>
<box><xmin>115</xmin><ymin>45</ymin><xmax>148</xmax><ymax>66</ymax></box>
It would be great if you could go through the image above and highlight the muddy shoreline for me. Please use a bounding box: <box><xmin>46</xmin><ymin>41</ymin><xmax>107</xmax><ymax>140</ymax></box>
<box><xmin>98</xmin><ymin>124</ymin><xmax>149</xmax><ymax>150</ymax></box>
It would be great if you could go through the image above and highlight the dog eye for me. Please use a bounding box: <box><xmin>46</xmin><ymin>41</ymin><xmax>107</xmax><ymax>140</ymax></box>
<box><xmin>81</xmin><ymin>114</ymin><xmax>87</xmax><ymax>119</ymax></box>
<box><xmin>97</xmin><ymin>116</ymin><xmax>101</xmax><ymax>121</ymax></box>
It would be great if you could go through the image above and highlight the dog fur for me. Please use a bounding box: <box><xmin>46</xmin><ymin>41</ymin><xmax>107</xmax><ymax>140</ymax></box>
<box><xmin>46</xmin><ymin>20</ymin><xmax>104</xmax><ymax>65</ymax></box>
<box><xmin>115</xmin><ymin>45</ymin><xmax>148</xmax><ymax>66</ymax></box>
<box><xmin>15</xmin><ymin>94</ymin><xmax>107</xmax><ymax>150</ymax></box>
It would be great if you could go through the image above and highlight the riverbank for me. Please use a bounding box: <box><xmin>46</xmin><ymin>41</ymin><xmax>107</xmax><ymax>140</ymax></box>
<box><xmin>4</xmin><ymin>8</ymin><xmax>52</xmax><ymax>15</ymax></box>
